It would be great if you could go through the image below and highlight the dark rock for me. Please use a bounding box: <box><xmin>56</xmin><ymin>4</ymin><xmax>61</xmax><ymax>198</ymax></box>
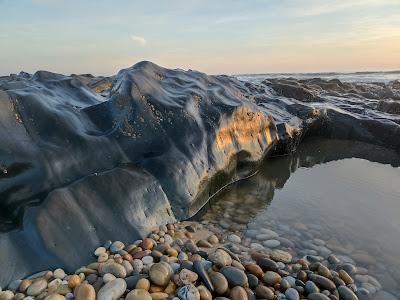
<box><xmin>193</xmin><ymin>260</ymin><xmax>214</xmax><ymax>291</ymax></box>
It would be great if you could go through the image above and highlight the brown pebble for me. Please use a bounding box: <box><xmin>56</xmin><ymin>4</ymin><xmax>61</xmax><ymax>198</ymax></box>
<box><xmin>74</xmin><ymin>283</ymin><xmax>95</xmax><ymax>300</ymax></box>
<box><xmin>149</xmin><ymin>285</ymin><xmax>165</xmax><ymax>293</ymax></box>
<box><xmin>133</xmin><ymin>250</ymin><xmax>152</xmax><ymax>259</ymax></box>
<box><xmin>164</xmin><ymin>281</ymin><xmax>177</xmax><ymax>295</ymax></box>
<box><xmin>136</xmin><ymin>278</ymin><xmax>151</xmax><ymax>291</ymax></box>
<box><xmin>230</xmin><ymin>286</ymin><xmax>248</xmax><ymax>300</ymax></box>
<box><xmin>150</xmin><ymin>292</ymin><xmax>169</xmax><ymax>300</ymax></box>
<box><xmin>254</xmin><ymin>285</ymin><xmax>274</xmax><ymax>300</ymax></box>
<box><xmin>68</xmin><ymin>275</ymin><xmax>81</xmax><ymax>289</ymax></box>
<box><xmin>244</xmin><ymin>264</ymin><xmax>263</xmax><ymax>277</ymax></box>
<box><xmin>19</xmin><ymin>279</ymin><xmax>32</xmax><ymax>293</ymax></box>
<box><xmin>142</xmin><ymin>238</ymin><xmax>154</xmax><ymax>250</ymax></box>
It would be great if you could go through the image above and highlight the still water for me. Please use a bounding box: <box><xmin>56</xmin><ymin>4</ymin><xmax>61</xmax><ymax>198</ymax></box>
<box><xmin>199</xmin><ymin>139</ymin><xmax>400</xmax><ymax>297</ymax></box>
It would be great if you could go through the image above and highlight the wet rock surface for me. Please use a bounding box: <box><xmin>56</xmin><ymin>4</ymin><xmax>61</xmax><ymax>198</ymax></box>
<box><xmin>0</xmin><ymin>62</ymin><xmax>399</xmax><ymax>286</ymax></box>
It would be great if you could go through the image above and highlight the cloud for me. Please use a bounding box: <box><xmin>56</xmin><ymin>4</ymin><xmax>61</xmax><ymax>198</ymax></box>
<box><xmin>130</xmin><ymin>35</ymin><xmax>146</xmax><ymax>46</ymax></box>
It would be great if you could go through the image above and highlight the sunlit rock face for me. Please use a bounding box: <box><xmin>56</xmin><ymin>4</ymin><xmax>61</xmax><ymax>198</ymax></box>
<box><xmin>0</xmin><ymin>61</ymin><xmax>399</xmax><ymax>285</ymax></box>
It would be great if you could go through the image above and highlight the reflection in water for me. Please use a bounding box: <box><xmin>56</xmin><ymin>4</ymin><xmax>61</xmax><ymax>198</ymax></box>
<box><xmin>198</xmin><ymin>138</ymin><xmax>400</xmax><ymax>297</ymax></box>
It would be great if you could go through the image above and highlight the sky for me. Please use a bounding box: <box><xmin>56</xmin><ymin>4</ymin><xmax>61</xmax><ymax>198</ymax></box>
<box><xmin>0</xmin><ymin>0</ymin><xmax>400</xmax><ymax>75</ymax></box>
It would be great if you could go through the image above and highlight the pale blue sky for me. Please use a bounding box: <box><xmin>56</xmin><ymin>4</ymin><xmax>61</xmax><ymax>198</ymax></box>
<box><xmin>1</xmin><ymin>0</ymin><xmax>399</xmax><ymax>75</ymax></box>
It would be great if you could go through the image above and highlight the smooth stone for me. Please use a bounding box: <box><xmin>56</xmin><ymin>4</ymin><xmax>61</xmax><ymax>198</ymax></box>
<box><xmin>263</xmin><ymin>271</ymin><xmax>282</xmax><ymax>286</ymax></box>
<box><xmin>26</xmin><ymin>279</ymin><xmax>48</xmax><ymax>296</ymax></box>
<box><xmin>126</xmin><ymin>289</ymin><xmax>152</xmax><ymax>300</ymax></box>
<box><xmin>0</xmin><ymin>291</ymin><xmax>14</xmax><ymax>300</ymax></box>
<box><xmin>209</xmin><ymin>249</ymin><xmax>232</xmax><ymax>268</ymax></box>
<box><xmin>97</xmin><ymin>278</ymin><xmax>127</xmax><ymax>300</ymax></box>
<box><xmin>150</xmin><ymin>292</ymin><xmax>169</xmax><ymax>300</ymax></box>
<box><xmin>339</xmin><ymin>264</ymin><xmax>357</xmax><ymax>275</ymax></box>
<box><xmin>193</xmin><ymin>261</ymin><xmax>214</xmax><ymax>291</ymax></box>
<box><xmin>263</xmin><ymin>240</ymin><xmax>280</xmax><ymax>248</ymax></box>
<box><xmin>177</xmin><ymin>284</ymin><xmax>200</xmax><ymax>300</ymax></box>
<box><xmin>209</xmin><ymin>272</ymin><xmax>228</xmax><ymax>295</ymax></box>
<box><xmin>44</xmin><ymin>295</ymin><xmax>65</xmax><ymax>300</ymax></box>
<box><xmin>281</xmin><ymin>278</ymin><xmax>291</xmax><ymax>291</ymax></box>
<box><xmin>197</xmin><ymin>285</ymin><xmax>212</xmax><ymax>300</ymax></box>
<box><xmin>309</xmin><ymin>274</ymin><xmax>336</xmax><ymax>290</ymax></box>
<box><xmin>243</xmin><ymin>264</ymin><xmax>263</xmax><ymax>277</ymax></box>
<box><xmin>285</xmin><ymin>288</ymin><xmax>300</xmax><ymax>300</ymax></box>
<box><xmin>305</xmin><ymin>281</ymin><xmax>320</xmax><ymax>294</ymax></box>
<box><xmin>142</xmin><ymin>256</ymin><xmax>154</xmax><ymax>265</ymax></box>
<box><xmin>227</xmin><ymin>234</ymin><xmax>241</xmax><ymax>244</ymax></box>
<box><xmin>307</xmin><ymin>293</ymin><xmax>331</xmax><ymax>300</ymax></box>
<box><xmin>197</xmin><ymin>240</ymin><xmax>213</xmax><ymax>248</ymax></box>
<box><xmin>271</xmin><ymin>250</ymin><xmax>292</xmax><ymax>263</ymax></box>
<box><xmin>94</xmin><ymin>247</ymin><xmax>106</xmax><ymax>256</ymax></box>
<box><xmin>103</xmin><ymin>273</ymin><xmax>117</xmax><ymax>283</ymax></box>
<box><xmin>125</xmin><ymin>275</ymin><xmax>147</xmax><ymax>290</ymax></box>
<box><xmin>207</xmin><ymin>235</ymin><xmax>219</xmax><ymax>245</ymax></box>
<box><xmin>74</xmin><ymin>283</ymin><xmax>96</xmax><ymax>300</ymax></box>
<box><xmin>110</xmin><ymin>241</ymin><xmax>125</xmax><ymax>253</ymax></box>
<box><xmin>100</xmin><ymin>262</ymin><xmax>127</xmax><ymax>278</ymax></box>
<box><xmin>339</xmin><ymin>270</ymin><xmax>354</xmax><ymax>284</ymax></box>
<box><xmin>230</xmin><ymin>286</ymin><xmax>248</xmax><ymax>300</ymax></box>
<box><xmin>179</xmin><ymin>269</ymin><xmax>198</xmax><ymax>285</ymax></box>
<box><xmin>338</xmin><ymin>286</ymin><xmax>359</xmax><ymax>300</ymax></box>
<box><xmin>220</xmin><ymin>267</ymin><xmax>248</xmax><ymax>287</ymax></box>
<box><xmin>246</xmin><ymin>274</ymin><xmax>258</xmax><ymax>289</ymax></box>
<box><xmin>317</xmin><ymin>265</ymin><xmax>332</xmax><ymax>279</ymax></box>
<box><xmin>136</xmin><ymin>278</ymin><xmax>150</xmax><ymax>291</ymax></box>
<box><xmin>149</xmin><ymin>262</ymin><xmax>172</xmax><ymax>287</ymax></box>
<box><xmin>254</xmin><ymin>285</ymin><xmax>274</xmax><ymax>300</ymax></box>
<box><xmin>256</xmin><ymin>258</ymin><xmax>279</xmax><ymax>272</ymax></box>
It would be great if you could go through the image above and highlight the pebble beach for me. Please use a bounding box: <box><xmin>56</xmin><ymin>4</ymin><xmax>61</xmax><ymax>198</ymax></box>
<box><xmin>0</xmin><ymin>218</ymin><xmax>391</xmax><ymax>300</ymax></box>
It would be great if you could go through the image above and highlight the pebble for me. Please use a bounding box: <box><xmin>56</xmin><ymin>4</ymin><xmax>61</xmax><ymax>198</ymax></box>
<box><xmin>110</xmin><ymin>241</ymin><xmax>125</xmax><ymax>253</ymax></box>
<box><xmin>100</xmin><ymin>262</ymin><xmax>127</xmax><ymax>278</ymax></box>
<box><xmin>177</xmin><ymin>284</ymin><xmax>200</xmax><ymax>300</ymax></box>
<box><xmin>285</xmin><ymin>288</ymin><xmax>299</xmax><ymax>300</ymax></box>
<box><xmin>97</xmin><ymin>278</ymin><xmax>127</xmax><ymax>300</ymax></box>
<box><xmin>254</xmin><ymin>285</ymin><xmax>274</xmax><ymax>300</ymax></box>
<box><xmin>309</xmin><ymin>274</ymin><xmax>336</xmax><ymax>291</ymax></box>
<box><xmin>68</xmin><ymin>274</ymin><xmax>81</xmax><ymax>289</ymax></box>
<box><xmin>197</xmin><ymin>285</ymin><xmax>212</xmax><ymax>300</ymax></box>
<box><xmin>307</xmin><ymin>293</ymin><xmax>331</xmax><ymax>300</ymax></box>
<box><xmin>337</xmin><ymin>286</ymin><xmax>359</xmax><ymax>300</ymax></box>
<box><xmin>44</xmin><ymin>294</ymin><xmax>65</xmax><ymax>300</ymax></box>
<box><xmin>227</xmin><ymin>234</ymin><xmax>241</xmax><ymax>243</ymax></box>
<box><xmin>263</xmin><ymin>271</ymin><xmax>282</xmax><ymax>286</ymax></box>
<box><xmin>256</xmin><ymin>257</ymin><xmax>279</xmax><ymax>272</ymax></box>
<box><xmin>197</xmin><ymin>240</ymin><xmax>213</xmax><ymax>248</ymax></box>
<box><xmin>179</xmin><ymin>269</ymin><xmax>198</xmax><ymax>285</ymax></box>
<box><xmin>193</xmin><ymin>261</ymin><xmax>214</xmax><ymax>291</ymax></box>
<box><xmin>74</xmin><ymin>283</ymin><xmax>96</xmax><ymax>300</ymax></box>
<box><xmin>230</xmin><ymin>286</ymin><xmax>248</xmax><ymax>300</ymax></box>
<box><xmin>270</xmin><ymin>250</ymin><xmax>292</xmax><ymax>263</ymax></box>
<box><xmin>149</xmin><ymin>262</ymin><xmax>172</xmax><ymax>287</ymax></box>
<box><xmin>220</xmin><ymin>267</ymin><xmax>248</xmax><ymax>287</ymax></box>
<box><xmin>263</xmin><ymin>239</ymin><xmax>280</xmax><ymax>248</ymax></box>
<box><xmin>26</xmin><ymin>279</ymin><xmax>48</xmax><ymax>296</ymax></box>
<box><xmin>135</xmin><ymin>278</ymin><xmax>150</xmax><ymax>290</ymax></box>
<box><xmin>305</xmin><ymin>281</ymin><xmax>320</xmax><ymax>294</ymax></box>
<box><xmin>126</xmin><ymin>289</ymin><xmax>152</xmax><ymax>300</ymax></box>
<box><xmin>208</xmin><ymin>249</ymin><xmax>232</xmax><ymax>267</ymax></box>
<box><xmin>94</xmin><ymin>247</ymin><xmax>106</xmax><ymax>256</ymax></box>
<box><xmin>209</xmin><ymin>272</ymin><xmax>228</xmax><ymax>295</ymax></box>
<box><xmin>207</xmin><ymin>235</ymin><xmax>219</xmax><ymax>245</ymax></box>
